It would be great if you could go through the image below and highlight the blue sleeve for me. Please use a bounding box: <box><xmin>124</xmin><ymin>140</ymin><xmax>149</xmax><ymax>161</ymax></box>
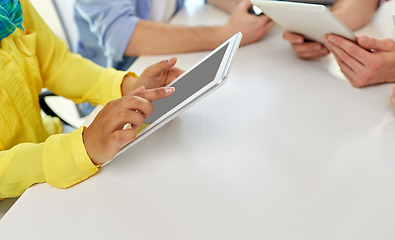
<box><xmin>75</xmin><ymin>0</ymin><xmax>141</xmax><ymax>62</ymax></box>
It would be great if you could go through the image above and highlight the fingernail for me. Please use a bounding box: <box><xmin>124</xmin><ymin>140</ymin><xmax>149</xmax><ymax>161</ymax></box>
<box><xmin>136</xmin><ymin>86</ymin><xmax>145</xmax><ymax>91</ymax></box>
<box><xmin>328</xmin><ymin>35</ymin><xmax>336</xmax><ymax>42</ymax></box>
<box><xmin>165</xmin><ymin>87</ymin><xmax>175</xmax><ymax>93</ymax></box>
<box><xmin>167</xmin><ymin>57</ymin><xmax>176</xmax><ymax>62</ymax></box>
<box><xmin>313</xmin><ymin>45</ymin><xmax>321</xmax><ymax>50</ymax></box>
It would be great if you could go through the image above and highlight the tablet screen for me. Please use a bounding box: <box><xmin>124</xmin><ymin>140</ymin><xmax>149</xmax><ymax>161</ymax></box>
<box><xmin>144</xmin><ymin>43</ymin><xmax>229</xmax><ymax>124</ymax></box>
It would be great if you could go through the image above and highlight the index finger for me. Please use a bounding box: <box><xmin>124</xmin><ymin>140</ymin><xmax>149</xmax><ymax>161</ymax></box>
<box><xmin>131</xmin><ymin>87</ymin><xmax>175</xmax><ymax>101</ymax></box>
<box><xmin>323</xmin><ymin>34</ymin><xmax>370</xmax><ymax>65</ymax></box>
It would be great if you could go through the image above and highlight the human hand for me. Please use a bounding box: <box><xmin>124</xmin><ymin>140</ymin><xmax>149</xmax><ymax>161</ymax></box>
<box><xmin>226</xmin><ymin>0</ymin><xmax>275</xmax><ymax>46</ymax></box>
<box><xmin>282</xmin><ymin>31</ymin><xmax>330</xmax><ymax>60</ymax></box>
<box><xmin>121</xmin><ymin>57</ymin><xmax>184</xmax><ymax>95</ymax></box>
<box><xmin>322</xmin><ymin>34</ymin><xmax>395</xmax><ymax>88</ymax></box>
<box><xmin>83</xmin><ymin>86</ymin><xmax>175</xmax><ymax>164</ymax></box>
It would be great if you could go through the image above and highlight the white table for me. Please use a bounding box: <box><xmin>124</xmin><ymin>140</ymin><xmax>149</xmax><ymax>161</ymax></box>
<box><xmin>2</xmin><ymin>2</ymin><xmax>395</xmax><ymax>239</ymax></box>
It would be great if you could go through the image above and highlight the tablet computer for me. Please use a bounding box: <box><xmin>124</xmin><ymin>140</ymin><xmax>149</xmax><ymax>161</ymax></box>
<box><xmin>103</xmin><ymin>32</ymin><xmax>242</xmax><ymax>165</ymax></box>
<box><xmin>250</xmin><ymin>0</ymin><xmax>356</xmax><ymax>44</ymax></box>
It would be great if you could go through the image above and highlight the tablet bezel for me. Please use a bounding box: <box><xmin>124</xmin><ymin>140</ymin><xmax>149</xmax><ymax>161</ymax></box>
<box><xmin>112</xmin><ymin>32</ymin><xmax>242</xmax><ymax>161</ymax></box>
<box><xmin>251</xmin><ymin>0</ymin><xmax>356</xmax><ymax>44</ymax></box>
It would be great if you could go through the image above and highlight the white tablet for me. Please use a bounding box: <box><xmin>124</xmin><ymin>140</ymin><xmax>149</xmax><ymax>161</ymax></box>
<box><xmin>251</xmin><ymin>0</ymin><xmax>356</xmax><ymax>44</ymax></box>
<box><xmin>106</xmin><ymin>32</ymin><xmax>242</xmax><ymax>164</ymax></box>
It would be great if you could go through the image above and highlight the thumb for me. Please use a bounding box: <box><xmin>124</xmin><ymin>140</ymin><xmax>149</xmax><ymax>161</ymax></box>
<box><xmin>358</xmin><ymin>35</ymin><xmax>395</xmax><ymax>51</ymax></box>
<box><xmin>145</xmin><ymin>57</ymin><xmax>177</xmax><ymax>76</ymax></box>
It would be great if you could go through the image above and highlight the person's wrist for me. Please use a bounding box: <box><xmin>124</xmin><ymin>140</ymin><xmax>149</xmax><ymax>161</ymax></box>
<box><xmin>331</xmin><ymin>9</ymin><xmax>347</xmax><ymax>27</ymax></box>
<box><xmin>82</xmin><ymin>127</ymin><xmax>97</xmax><ymax>165</ymax></box>
<box><xmin>220</xmin><ymin>24</ymin><xmax>234</xmax><ymax>42</ymax></box>
<box><xmin>121</xmin><ymin>75</ymin><xmax>138</xmax><ymax>96</ymax></box>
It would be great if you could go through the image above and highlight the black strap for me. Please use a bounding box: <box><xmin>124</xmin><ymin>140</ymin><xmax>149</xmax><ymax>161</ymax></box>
<box><xmin>39</xmin><ymin>90</ymin><xmax>74</xmax><ymax>127</ymax></box>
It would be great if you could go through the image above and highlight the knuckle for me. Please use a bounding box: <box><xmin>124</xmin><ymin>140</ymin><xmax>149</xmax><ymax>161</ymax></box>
<box><xmin>117</xmin><ymin>109</ymin><xmax>127</xmax><ymax>118</ymax></box>
<box><xmin>311</xmin><ymin>44</ymin><xmax>320</xmax><ymax>51</ymax></box>
<box><xmin>298</xmin><ymin>52</ymin><xmax>309</xmax><ymax>59</ymax></box>
<box><xmin>359</xmin><ymin>70</ymin><xmax>372</xmax><ymax>81</ymax></box>
<box><xmin>112</xmin><ymin>131</ymin><xmax>122</xmax><ymax>141</ymax></box>
<box><xmin>370</xmin><ymin>58</ymin><xmax>384</xmax><ymax>71</ymax></box>
<box><xmin>128</xmin><ymin>96</ymin><xmax>137</xmax><ymax>105</ymax></box>
<box><xmin>292</xmin><ymin>44</ymin><xmax>303</xmax><ymax>52</ymax></box>
<box><xmin>338</xmin><ymin>50</ymin><xmax>347</xmax><ymax>60</ymax></box>
<box><xmin>133</xmin><ymin>91</ymin><xmax>143</xmax><ymax>97</ymax></box>
<box><xmin>354</xmin><ymin>84</ymin><xmax>364</xmax><ymax>88</ymax></box>
<box><xmin>351</xmin><ymin>81</ymin><xmax>364</xmax><ymax>88</ymax></box>
<box><xmin>370</xmin><ymin>63</ymin><xmax>381</xmax><ymax>72</ymax></box>
<box><xmin>348</xmin><ymin>45</ymin><xmax>357</xmax><ymax>55</ymax></box>
<box><xmin>155</xmin><ymin>87</ymin><xmax>165</xmax><ymax>96</ymax></box>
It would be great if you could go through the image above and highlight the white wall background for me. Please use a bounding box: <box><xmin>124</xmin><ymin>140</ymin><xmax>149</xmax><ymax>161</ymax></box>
<box><xmin>29</xmin><ymin>0</ymin><xmax>67</xmax><ymax>42</ymax></box>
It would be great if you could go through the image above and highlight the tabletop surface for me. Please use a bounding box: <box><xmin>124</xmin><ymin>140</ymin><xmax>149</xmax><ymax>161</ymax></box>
<box><xmin>2</xmin><ymin>2</ymin><xmax>395</xmax><ymax>239</ymax></box>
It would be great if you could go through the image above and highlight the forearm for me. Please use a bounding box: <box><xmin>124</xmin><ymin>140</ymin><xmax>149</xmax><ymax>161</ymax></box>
<box><xmin>331</xmin><ymin>0</ymin><xmax>379</xmax><ymax>31</ymax></box>
<box><xmin>125</xmin><ymin>20</ymin><xmax>232</xmax><ymax>56</ymax></box>
<box><xmin>206</xmin><ymin>0</ymin><xmax>240</xmax><ymax>13</ymax></box>
<box><xmin>0</xmin><ymin>128</ymin><xmax>97</xmax><ymax>198</ymax></box>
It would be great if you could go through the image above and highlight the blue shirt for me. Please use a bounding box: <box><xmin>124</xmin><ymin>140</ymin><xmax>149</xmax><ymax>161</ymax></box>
<box><xmin>75</xmin><ymin>0</ymin><xmax>185</xmax><ymax>71</ymax></box>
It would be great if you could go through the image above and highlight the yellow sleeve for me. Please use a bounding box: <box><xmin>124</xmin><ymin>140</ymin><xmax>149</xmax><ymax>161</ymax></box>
<box><xmin>0</xmin><ymin>127</ymin><xmax>98</xmax><ymax>198</ymax></box>
<box><xmin>20</xmin><ymin>0</ymin><xmax>137</xmax><ymax>105</ymax></box>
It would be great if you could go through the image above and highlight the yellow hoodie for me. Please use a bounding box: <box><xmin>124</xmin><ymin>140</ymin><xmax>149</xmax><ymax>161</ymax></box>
<box><xmin>0</xmin><ymin>0</ymin><xmax>134</xmax><ymax>198</ymax></box>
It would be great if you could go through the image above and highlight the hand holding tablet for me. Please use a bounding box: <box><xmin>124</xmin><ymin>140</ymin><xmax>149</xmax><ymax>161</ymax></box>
<box><xmin>90</xmin><ymin>33</ymin><xmax>242</xmax><ymax>166</ymax></box>
<box><xmin>83</xmin><ymin>86</ymin><xmax>176</xmax><ymax>165</ymax></box>
<box><xmin>283</xmin><ymin>30</ymin><xmax>330</xmax><ymax>60</ymax></box>
<box><xmin>251</xmin><ymin>0</ymin><xmax>356</xmax><ymax>60</ymax></box>
<box><xmin>251</xmin><ymin>0</ymin><xmax>395</xmax><ymax>89</ymax></box>
<box><xmin>322</xmin><ymin>33</ymin><xmax>395</xmax><ymax>88</ymax></box>
<box><xmin>121</xmin><ymin>57</ymin><xmax>184</xmax><ymax>96</ymax></box>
